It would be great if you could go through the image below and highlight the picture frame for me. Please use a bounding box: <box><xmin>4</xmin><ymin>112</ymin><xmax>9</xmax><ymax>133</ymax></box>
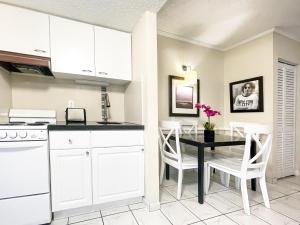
<box><xmin>229</xmin><ymin>76</ymin><xmax>264</xmax><ymax>113</ymax></box>
<box><xmin>169</xmin><ymin>75</ymin><xmax>200</xmax><ymax>117</ymax></box>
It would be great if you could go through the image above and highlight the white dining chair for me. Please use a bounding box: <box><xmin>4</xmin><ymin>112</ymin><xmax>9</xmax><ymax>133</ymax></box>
<box><xmin>180</xmin><ymin>120</ymin><xmax>199</xmax><ymax>134</ymax></box>
<box><xmin>218</xmin><ymin>122</ymin><xmax>246</xmax><ymax>188</ymax></box>
<box><xmin>206</xmin><ymin>124</ymin><xmax>273</xmax><ymax>215</ymax></box>
<box><xmin>159</xmin><ymin>120</ymin><xmax>208</xmax><ymax>200</ymax></box>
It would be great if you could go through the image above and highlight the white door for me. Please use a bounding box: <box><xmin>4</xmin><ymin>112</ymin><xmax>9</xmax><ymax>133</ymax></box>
<box><xmin>92</xmin><ymin>147</ymin><xmax>144</xmax><ymax>204</ymax></box>
<box><xmin>0</xmin><ymin>141</ymin><xmax>49</xmax><ymax>199</ymax></box>
<box><xmin>95</xmin><ymin>26</ymin><xmax>132</xmax><ymax>80</ymax></box>
<box><xmin>50</xmin><ymin>149</ymin><xmax>92</xmax><ymax>211</ymax></box>
<box><xmin>50</xmin><ymin>16</ymin><xmax>95</xmax><ymax>76</ymax></box>
<box><xmin>0</xmin><ymin>3</ymin><xmax>50</xmax><ymax>57</ymax></box>
<box><xmin>276</xmin><ymin>62</ymin><xmax>296</xmax><ymax>178</ymax></box>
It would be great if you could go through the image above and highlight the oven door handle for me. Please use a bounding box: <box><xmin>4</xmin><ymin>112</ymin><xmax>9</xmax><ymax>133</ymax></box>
<box><xmin>0</xmin><ymin>141</ymin><xmax>46</xmax><ymax>150</ymax></box>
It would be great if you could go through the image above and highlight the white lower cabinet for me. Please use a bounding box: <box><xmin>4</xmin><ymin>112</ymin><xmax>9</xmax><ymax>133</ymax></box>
<box><xmin>49</xmin><ymin>130</ymin><xmax>144</xmax><ymax>212</ymax></box>
<box><xmin>50</xmin><ymin>149</ymin><xmax>92</xmax><ymax>212</ymax></box>
<box><xmin>92</xmin><ymin>147</ymin><xmax>144</xmax><ymax>204</ymax></box>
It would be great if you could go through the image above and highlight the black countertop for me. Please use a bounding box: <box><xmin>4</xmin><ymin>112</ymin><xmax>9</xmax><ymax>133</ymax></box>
<box><xmin>48</xmin><ymin>121</ymin><xmax>144</xmax><ymax>131</ymax></box>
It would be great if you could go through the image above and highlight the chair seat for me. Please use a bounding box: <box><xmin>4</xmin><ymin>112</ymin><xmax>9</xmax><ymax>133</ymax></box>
<box><xmin>214</xmin><ymin>146</ymin><xmax>244</xmax><ymax>158</ymax></box>
<box><xmin>208</xmin><ymin>158</ymin><xmax>261</xmax><ymax>179</ymax></box>
<box><xmin>182</xmin><ymin>153</ymin><xmax>198</xmax><ymax>168</ymax></box>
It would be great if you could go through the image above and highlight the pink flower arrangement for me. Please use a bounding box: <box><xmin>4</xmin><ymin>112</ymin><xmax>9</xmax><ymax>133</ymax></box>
<box><xmin>195</xmin><ymin>103</ymin><xmax>221</xmax><ymax>130</ymax></box>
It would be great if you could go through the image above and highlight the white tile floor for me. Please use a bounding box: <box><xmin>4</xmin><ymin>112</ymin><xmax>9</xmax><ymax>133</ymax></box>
<box><xmin>51</xmin><ymin>171</ymin><xmax>300</xmax><ymax>225</ymax></box>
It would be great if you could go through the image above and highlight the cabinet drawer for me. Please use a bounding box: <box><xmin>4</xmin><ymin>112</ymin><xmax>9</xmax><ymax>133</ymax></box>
<box><xmin>49</xmin><ymin>131</ymin><xmax>90</xmax><ymax>150</ymax></box>
<box><xmin>91</xmin><ymin>130</ymin><xmax>143</xmax><ymax>147</ymax></box>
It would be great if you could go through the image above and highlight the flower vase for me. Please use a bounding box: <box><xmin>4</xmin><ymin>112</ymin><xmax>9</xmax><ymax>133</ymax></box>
<box><xmin>204</xmin><ymin>129</ymin><xmax>215</xmax><ymax>142</ymax></box>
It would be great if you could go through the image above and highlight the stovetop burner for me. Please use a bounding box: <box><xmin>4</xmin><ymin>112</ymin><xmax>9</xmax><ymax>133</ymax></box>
<box><xmin>0</xmin><ymin>122</ymin><xmax>26</xmax><ymax>126</ymax></box>
<box><xmin>26</xmin><ymin>122</ymin><xmax>49</xmax><ymax>126</ymax></box>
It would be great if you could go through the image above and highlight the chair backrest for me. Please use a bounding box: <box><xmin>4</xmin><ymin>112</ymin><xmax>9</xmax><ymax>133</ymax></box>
<box><xmin>229</xmin><ymin>122</ymin><xmax>247</xmax><ymax>137</ymax></box>
<box><xmin>180</xmin><ymin>120</ymin><xmax>198</xmax><ymax>134</ymax></box>
<box><xmin>241</xmin><ymin>124</ymin><xmax>272</xmax><ymax>175</ymax></box>
<box><xmin>159</xmin><ymin>121</ymin><xmax>182</xmax><ymax>163</ymax></box>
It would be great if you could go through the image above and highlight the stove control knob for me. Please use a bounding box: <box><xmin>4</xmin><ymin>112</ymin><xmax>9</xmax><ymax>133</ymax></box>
<box><xmin>31</xmin><ymin>134</ymin><xmax>37</xmax><ymax>139</ymax></box>
<box><xmin>0</xmin><ymin>131</ymin><xmax>7</xmax><ymax>139</ymax></box>
<box><xmin>19</xmin><ymin>131</ymin><xmax>27</xmax><ymax>139</ymax></box>
<box><xmin>8</xmin><ymin>131</ymin><xmax>17</xmax><ymax>139</ymax></box>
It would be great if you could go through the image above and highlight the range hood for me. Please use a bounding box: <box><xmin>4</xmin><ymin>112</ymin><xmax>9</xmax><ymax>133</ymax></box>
<box><xmin>0</xmin><ymin>50</ymin><xmax>53</xmax><ymax>77</ymax></box>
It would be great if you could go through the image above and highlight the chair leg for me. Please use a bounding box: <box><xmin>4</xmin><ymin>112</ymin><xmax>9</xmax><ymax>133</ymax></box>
<box><xmin>159</xmin><ymin>162</ymin><xmax>166</xmax><ymax>185</ymax></box>
<box><xmin>220</xmin><ymin>171</ymin><xmax>230</xmax><ymax>187</ymax></box>
<box><xmin>235</xmin><ymin>177</ymin><xmax>241</xmax><ymax>190</ymax></box>
<box><xmin>259</xmin><ymin>177</ymin><xmax>270</xmax><ymax>208</ymax></box>
<box><xmin>177</xmin><ymin>169</ymin><xmax>183</xmax><ymax>200</ymax></box>
<box><xmin>205</xmin><ymin>165</ymin><xmax>210</xmax><ymax>194</ymax></box>
<box><xmin>225</xmin><ymin>173</ymin><xmax>230</xmax><ymax>187</ymax></box>
<box><xmin>220</xmin><ymin>171</ymin><xmax>224</xmax><ymax>184</ymax></box>
<box><xmin>181</xmin><ymin>143</ymin><xmax>186</xmax><ymax>153</ymax></box>
<box><xmin>241</xmin><ymin>178</ymin><xmax>250</xmax><ymax>215</ymax></box>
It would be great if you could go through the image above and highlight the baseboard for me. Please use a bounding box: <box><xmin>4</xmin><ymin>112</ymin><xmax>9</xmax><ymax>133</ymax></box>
<box><xmin>266</xmin><ymin>176</ymin><xmax>277</xmax><ymax>184</ymax></box>
<box><xmin>144</xmin><ymin>198</ymin><xmax>160</xmax><ymax>211</ymax></box>
<box><xmin>53</xmin><ymin>197</ymin><xmax>143</xmax><ymax>219</ymax></box>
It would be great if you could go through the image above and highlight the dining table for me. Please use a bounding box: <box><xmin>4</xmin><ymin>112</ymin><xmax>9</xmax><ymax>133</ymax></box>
<box><xmin>167</xmin><ymin>133</ymin><xmax>257</xmax><ymax>204</ymax></box>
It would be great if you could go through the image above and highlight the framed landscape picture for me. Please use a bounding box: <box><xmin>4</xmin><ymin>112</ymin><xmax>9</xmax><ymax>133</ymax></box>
<box><xmin>229</xmin><ymin>76</ymin><xmax>264</xmax><ymax>113</ymax></box>
<box><xmin>169</xmin><ymin>75</ymin><xmax>200</xmax><ymax>117</ymax></box>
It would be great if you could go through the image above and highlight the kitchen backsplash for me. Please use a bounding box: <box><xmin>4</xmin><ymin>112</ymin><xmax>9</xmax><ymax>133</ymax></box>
<box><xmin>10</xmin><ymin>75</ymin><xmax>125</xmax><ymax>122</ymax></box>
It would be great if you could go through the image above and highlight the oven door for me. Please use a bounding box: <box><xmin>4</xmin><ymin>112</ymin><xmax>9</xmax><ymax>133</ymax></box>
<box><xmin>0</xmin><ymin>141</ymin><xmax>49</xmax><ymax>199</ymax></box>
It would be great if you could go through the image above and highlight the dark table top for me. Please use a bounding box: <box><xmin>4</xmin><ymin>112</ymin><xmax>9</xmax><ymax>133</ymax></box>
<box><xmin>48</xmin><ymin>121</ymin><xmax>144</xmax><ymax>131</ymax></box>
<box><xmin>170</xmin><ymin>133</ymin><xmax>246</xmax><ymax>147</ymax></box>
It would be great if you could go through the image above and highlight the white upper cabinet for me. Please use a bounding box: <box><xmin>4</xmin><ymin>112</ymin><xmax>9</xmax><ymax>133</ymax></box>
<box><xmin>95</xmin><ymin>26</ymin><xmax>131</xmax><ymax>81</ymax></box>
<box><xmin>0</xmin><ymin>3</ymin><xmax>50</xmax><ymax>57</ymax></box>
<box><xmin>50</xmin><ymin>16</ymin><xmax>95</xmax><ymax>77</ymax></box>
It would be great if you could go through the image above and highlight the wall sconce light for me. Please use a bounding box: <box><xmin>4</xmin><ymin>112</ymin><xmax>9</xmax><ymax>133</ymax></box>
<box><xmin>182</xmin><ymin>65</ymin><xmax>197</xmax><ymax>84</ymax></box>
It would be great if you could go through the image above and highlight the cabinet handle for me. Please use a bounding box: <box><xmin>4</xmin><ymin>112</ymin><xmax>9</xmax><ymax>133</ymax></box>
<box><xmin>82</xmin><ymin>69</ymin><xmax>92</xmax><ymax>73</ymax></box>
<box><xmin>68</xmin><ymin>139</ymin><xmax>72</xmax><ymax>144</ymax></box>
<box><xmin>34</xmin><ymin>49</ymin><xmax>46</xmax><ymax>53</ymax></box>
<box><xmin>86</xmin><ymin>151</ymin><xmax>90</xmax><ymax>156</ymax></box>
<box><xmin>98</xmin><ymin>72</ymin><xmax>108</xmax><ymax>75</ymax></box>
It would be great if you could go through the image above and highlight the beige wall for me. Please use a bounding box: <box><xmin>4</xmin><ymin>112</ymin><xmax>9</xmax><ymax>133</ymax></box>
<box><xmin>125</xmin><ymin>11</ymin><xmax>160</xmax><ymax>210</ymax></box>
<box><xmin>273</xmin><ymin>32</ymin><xmax>300</xmax><ymax>176</ymax></box>
<box><xmin>11</xmin><ymin>75</ymin><xmax>125</xmax><ymax>121</ymax></box>
<box><xmin>0</xmin><ymin>69</ymin><xmax>11</xmax><ymax>122</ymax></box>
<box><xmin>223</xmin><ymin>33</ymin><xmax>274</xmax><ymax>126</ymax></box>
<box><xmin>158</xmin><ymin>35</ymin><xmax>224</xmax><ymax>127</ymax></box>
<box><xmin>223</xmin><ymin>33</ymin><xmax>274</xmax><ymax>178</ymax></box>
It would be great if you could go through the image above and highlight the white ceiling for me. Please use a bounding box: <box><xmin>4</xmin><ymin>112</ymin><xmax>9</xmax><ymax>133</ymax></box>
<box><xmin>158</xmin><ymin>0</ymin><xmax>300</xmax><ymax>50</ymax></box>
<box><xmin>0</xmin><ymin>0</ymin><xmax>166</xmax><ymax>31</ymax></box>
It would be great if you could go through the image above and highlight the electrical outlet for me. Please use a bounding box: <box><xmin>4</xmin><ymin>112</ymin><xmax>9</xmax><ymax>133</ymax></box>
<box><xmin>68</xmin><ymin>100</ymin><xmax>75</xmax><ymax>108</ymax></box>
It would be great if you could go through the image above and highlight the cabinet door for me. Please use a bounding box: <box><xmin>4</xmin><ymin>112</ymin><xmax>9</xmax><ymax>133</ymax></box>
<box><xmin>50</xmin><ymin>16</ymin><xmax>95</xmax><ymax>76</ymax></box>
<box><xmin>50</xmin><ymin>149</ymin><xmax>92</xmax><ymax>211</ymax></box>
<box><xmin>95</xmin><ymin>26</ymin><xmax>131</xmax><ymax>80</ymax></box>
<box><xmin>0</xmin><ymin>3</ymin><xmax>50</xmax><ymax>57</ymax></box>
<box><xmin>92</xmin><ymin>147</ymin><xmax>144</xmax><ymax>204</ymax></box>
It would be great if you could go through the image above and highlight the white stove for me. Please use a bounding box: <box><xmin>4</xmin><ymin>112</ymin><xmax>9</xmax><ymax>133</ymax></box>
<box><xmin>0</xmin><ymin>122</ymin><xmax>48</xmax><ymax>142</ymax></box>
<box><xmin>0</xmin><ymin>109</ymin><xmax>55</xmax><ymax>142</ymax></box>
<box><xmin>0</xmin><ymin>109</ymin><xmax>56</xmax><ymax>225</ymax></box>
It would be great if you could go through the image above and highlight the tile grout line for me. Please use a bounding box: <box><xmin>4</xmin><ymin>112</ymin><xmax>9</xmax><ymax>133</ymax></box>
<box><xmin>252</xmin><ymin>203</ymin><xmax>300</xmax><ymax>225</ymax></box>
<box><xmin>129</xmin><ymin>208</ymin><xmax>140</xmax><ymax>225</ymax></box>
<box><xmin>55</xmin><ymin>176</ymin><xmax>300</xmax><ymax>225</ymax></box>
<box><xmin>267</xmin><ymin>194</ymin><xmax>300</xmax><ymax>223</ymax></box>
<box><xmin>222</xmin><ymin>214</ymin><xmax>240</xmax><ymax>225</ymax></box>
<box><xmin>100</xmin><ymin>208</ymin><xmax>131</xmax><ymax>218</ymax></box>
<box><xmin>177</xmin><ymin>198</ymin><xmax>204</xmax><ymax>222</ymax></box>
<box><xmin>159</xmin><ymin>208</ymin><xmax>175</xmax><ymax>225</ymax></box>
<box><xmin>100</xmin><ymin>210</ymin><xmax>104</xmax><ymax>225</ymax></box>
